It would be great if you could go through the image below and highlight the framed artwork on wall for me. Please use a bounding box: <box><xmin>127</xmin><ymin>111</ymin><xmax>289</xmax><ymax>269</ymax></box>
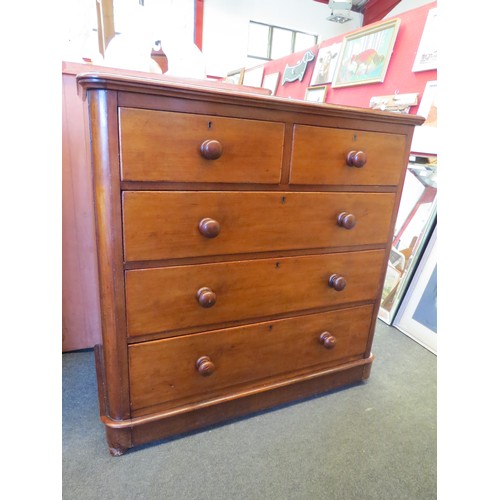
<box><xmin>262</xmin><ymin>72</ymin><xmax>280</xmax><ymax>96</ymax></box>
<box><xmin>393</xmin><ymin>225</ymin><xmax>437</xmax><ymax>355</ymax></box>
<box><xmin>410</xmin><ymin>80</ymin><xmax>437</xmax><ymax>154</ymax></box>
<box><xmin>310</xmin><ymin>42</ymin><xmax>341</xmax><ymax>86</ymax></box>
<box><xmin>243</xmin><ymin>65</ymin><xmax>264</xmax><ymax>87</ymax></box>
<box><xmin>412</xmin><ymin>8</ymin><xmax>437</xmax><ymax>72</ymax></box>
<box><xmin>332</xmin><ymin>18</ymin><xmax>401</xmax><ymax>88</ymax></box>
<box><xmin>304</xmin><ymin>85</ymin><xmax>328</xmax><ymax>103</ymax></box>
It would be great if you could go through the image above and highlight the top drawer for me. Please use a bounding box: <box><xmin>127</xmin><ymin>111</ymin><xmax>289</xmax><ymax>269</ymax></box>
<box><xmin>118</xmin><ymin>108</ymin><xmax>285</xmax><ymax>183</ymax></box>
<box><xmin>290</xmin><ymin>125</ymin><xmax>407</xmax><ymax>186</ymax></box>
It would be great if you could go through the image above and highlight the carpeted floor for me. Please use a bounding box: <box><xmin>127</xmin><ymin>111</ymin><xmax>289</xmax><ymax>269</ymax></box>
<box><xmin>62</xmin><ymin>320</ymin><xmax>436</xmax><ymax>499</ymax></box>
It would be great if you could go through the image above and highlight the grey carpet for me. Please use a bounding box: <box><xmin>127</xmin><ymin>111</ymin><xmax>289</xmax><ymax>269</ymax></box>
<box><xmin>62</xmin><ymin>320</ymin><xmax>436</xmax><ymax>500</ymax></box>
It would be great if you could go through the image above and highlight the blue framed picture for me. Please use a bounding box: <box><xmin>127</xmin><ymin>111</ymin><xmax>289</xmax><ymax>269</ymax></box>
<box><xmin>394</xmin><ymin>226</ymin><xmax>437</xmax><ymax>354</ymax></box>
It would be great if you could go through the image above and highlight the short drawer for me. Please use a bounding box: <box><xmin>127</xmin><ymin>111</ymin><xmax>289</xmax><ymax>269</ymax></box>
<box><xmin>119</xmin><ymin>108</ymin><xmax>285</xmax><ymax>183</ymax></box>
<box><xmin>128</xmin><ymin>304</ymin><xmax>374</xmax><ymax>413</ymax></box>
<box><xmin>122</xmin><ymin>191</ymin><xmax>396</xmax><ymax>262</ymax></box>
<box><xmin>125</xmin><ymin>250</ymin><xmax>385</xmax><ymax>336</ymax></box>
<box><xmin>290</xmin><ymin>125</ymin><xmax>407</xmax><ymax>186</ymax></box>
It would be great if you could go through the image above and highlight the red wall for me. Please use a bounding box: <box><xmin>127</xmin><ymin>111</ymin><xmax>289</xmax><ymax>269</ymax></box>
<box><xmin>261</xmin><ymin>2</ymin><xmax>436</xmax><ymax>113</ymax></box>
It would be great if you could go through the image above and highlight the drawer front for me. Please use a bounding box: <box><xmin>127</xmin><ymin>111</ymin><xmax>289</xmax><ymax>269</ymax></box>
<box><xmin>125</xmin><ymin>250</ymin><xmax>385</xmax><ymax>336</ymax></box>
<box><xmin>119</xmin><ymin>108</ymin><xmax>285</xmax><ymax>183</ymax></box>
<box><xmin>123</xmin><ymin>191</ymin><xmax>396</xmax><ymax>262</ymax></box>
<box><xmin>129</xmin><ymin>305</ymin><xmax>374</xmax><ymax>413</ymax></box>
<box><xmin>290</xmin><ymin>125</ymin><xmax>407</xmax><ymax>186</ymax></box>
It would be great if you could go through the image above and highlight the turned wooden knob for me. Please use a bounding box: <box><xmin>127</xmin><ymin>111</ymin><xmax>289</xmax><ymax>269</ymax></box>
<box><xmin>346</xmin><ymin>150</ymin><xmax>367</xmax><ymax>168</ymax></box>
<box><xmin>196</xmin><ymin>287</ymin><xmax>217</xmax><ymax>308</ymax></box>
<box><xmin>198</xmin><ymin>218</ymin><xmax>220</xmax><ymax>238</ymax></box>
<box><xmin>328</xmin><ymin>274</ymin><xmax>347</xmax><ymax>291</ymax></box>
<box><xmin>200</xmin><ymin>139</ymin><xmax>223</xmax><ymax>160</ymax></box>
<box><xmin>337</xmin><ymin>212</ymin><xmax>356</xmax><ymax>229</ymax></box>
<box><xmin>196</xmin><ymin>356</ymin><xmax>215</xmax><ymax>376</ymax></box>
<box><xmin>319</xmin><ymin>332</ymin><xmax>337</xmax><ymax>349</ymax></box>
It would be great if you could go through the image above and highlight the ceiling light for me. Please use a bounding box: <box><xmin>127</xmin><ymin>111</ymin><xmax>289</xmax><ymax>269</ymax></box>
<box><xmin>327</xmin><ymin>0</ymin><xmax>353</xmax><ymax>23</ymax></box>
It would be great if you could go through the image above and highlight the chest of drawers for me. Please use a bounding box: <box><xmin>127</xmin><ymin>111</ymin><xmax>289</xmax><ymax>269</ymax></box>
<box><xmin>78</xmin><ymin>73</ymin><xmax>423</xmax><ymax>455</ymax></box>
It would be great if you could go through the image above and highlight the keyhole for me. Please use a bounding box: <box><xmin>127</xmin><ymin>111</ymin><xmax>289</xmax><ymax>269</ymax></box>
<box><xmin>275</xmin><ymin>262</ymin><xmax>280</xmax><ymax>269</ymax></box>
<box><xmin>281</xmin><ymin>196</ymin><xmax>286</xmax><ymax>204</ymax></box>
<box><xmin>208</xmin><ymin>121</ymin><xmax>213</xmax><ymax>129</ymax></box>
<box><xmin>353</xmin><ymin>133</ymin><xmax>357</xmax><ymax>141</ymax></box>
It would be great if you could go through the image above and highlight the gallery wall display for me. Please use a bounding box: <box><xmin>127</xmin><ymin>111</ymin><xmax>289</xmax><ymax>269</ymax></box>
<box><xmin>242</xmin><ymin>64</ymin><xmax>264</xmax><ymax>87</ymax></box>
<box><xmin>309</xmin><ymin>43</ymin><xmax>341</xmax><ymax>86</ymax></box>
<box><xmin>304</xmin><ymin>85</ymin><xmax>327</xmax><ymax>102</ymax></box>
<box><xmin>410</xmin><ymin>80</ymin><xmax>437</xmax><ymax>154</ymax></box>
<box><xmin>369</xmin><ymin>92</ymin><xmax>419</xmax><ymax>114</ymax></box>
<box><xmin>412</xmin><ymin>7</ymin><xmax>437</xmax><ymax>72</ymax></box>
<box><xmin>394</xmin><ymin>225</ymin><xmax>437</xmax><ymax>354</ymax></box>
<box><xmin>281</xmin><ymin>49</ymin><xmax>316</xmax><ymax>85</ymax></box>
<box><xmin>262</xmin><ymin>72</ymin><xmax>280</xmax><ymax>95</ymax></box>
<box><xmin>332</xmin><ymin>18</ymin><xmax>401</xmax><ymax>88</ymax></box>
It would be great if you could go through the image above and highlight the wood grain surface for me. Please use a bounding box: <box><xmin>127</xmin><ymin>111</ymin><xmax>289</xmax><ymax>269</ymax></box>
<box><xmin>125</xmin><ymin>250</ymin><xmax>385</xmax><ymax>336</ymax></box>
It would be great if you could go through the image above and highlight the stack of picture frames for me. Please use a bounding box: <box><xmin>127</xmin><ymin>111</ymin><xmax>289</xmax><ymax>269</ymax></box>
<box><xmin>225</xmin><ymin>66</ymin><xmax>280</xmax><ymax>96</ymax></box>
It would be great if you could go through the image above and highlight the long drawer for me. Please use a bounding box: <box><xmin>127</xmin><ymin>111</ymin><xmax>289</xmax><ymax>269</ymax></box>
<box><xmin>128</xmin><ymin>304</ymin><xmax>374</xmax><ymax>413</ymax></box>
<box><xmin>290</xmin><ymin>124</ymin><xmax>407</xmax><ymax>186</ymax></box>
<box><xmin>119</xmin><ymin>108</ymin><xmax>285</xmax><ymax>183</ymax></box>
<box><xmin>125</xmin><ymin>250</ymin><xmax>385</xmax><ymax>337</ymax></box>
<box><xmin>122</xmin><ymin>191</ymin><xmax>396</xmax><ymax>262</ymax></box>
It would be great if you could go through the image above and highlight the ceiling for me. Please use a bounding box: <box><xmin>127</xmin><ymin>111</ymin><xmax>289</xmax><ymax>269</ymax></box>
<box><xmin>313</xmin><ymin>0</ymin><xmax>402</xmax><ymax>25</ymax></box>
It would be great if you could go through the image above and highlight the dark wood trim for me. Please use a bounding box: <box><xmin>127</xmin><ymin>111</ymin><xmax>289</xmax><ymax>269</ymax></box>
<box><xmin>89</xmin><ymin>89</ymin><xmax>131</xmax><ymax>421</ymax></box>
<box><xmin>120</xmin><ymin>182</ymin><xmax>398</xmax><ymax>193</ymax></box>
<box><xmin>100</xmin><ymin>354</ymin><xmax>373</xmax><ymax>429</ymax></box>
<box><xmin>125</xmin><ymin>299</ymin><xmax>378</xmax><ymax>345</ymax></box>
<box><xmin>78</xmin><ymin>72</ymin><xmax>425</xmax><ymax>128</ymax></box>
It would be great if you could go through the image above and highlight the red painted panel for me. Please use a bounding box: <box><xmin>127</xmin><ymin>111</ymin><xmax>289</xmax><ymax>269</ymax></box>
<box><xmin>262</xmin><ymin>2</ymin><xmax>436</xmax><ymax>116</ymax></box>
<box><xmin>363</xmin><ymin>1</ymin><xmax>401</xmax><ymax>25</ymax></box>
<box><xmin>195</xmin><ymin>0</ymin><xmax>204</xmax><ymax>50</ymax></box>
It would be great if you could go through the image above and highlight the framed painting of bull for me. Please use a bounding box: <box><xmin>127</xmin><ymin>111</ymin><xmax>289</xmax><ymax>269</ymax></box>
<box><xmin>332</xmin><ymin>18</ymin><xmax>400</xmax><ymax>88</ymax></box>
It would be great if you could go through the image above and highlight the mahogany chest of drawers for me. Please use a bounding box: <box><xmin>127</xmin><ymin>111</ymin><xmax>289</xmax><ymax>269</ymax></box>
<box><xmin>78</xmin><ymin>73</ymin><xmax>423</xmax><ymax>455</ymax></box>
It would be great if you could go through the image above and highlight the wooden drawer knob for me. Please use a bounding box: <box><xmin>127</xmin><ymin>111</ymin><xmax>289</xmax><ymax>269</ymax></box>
<box><xmin>319</xmin><ymin>332</ymin><xmax>337</xmax><ymax>349</ymax></box>
<box><xmin>196</xmin><ymin>356</ymin><xmax>215</xmax><ymax>376</ymax></box>
<box><xmin>196</xmin><ymin>287</ymin><xmax>217</xmax><ymax>308</ymax></box>
<box><xmin>346</xmin><ymin>150</ymin><xmax>367</xmax><ymax>168</ymax></box>
<box><xmin>200</xmin><ymin>139</ymin><xmax>223</xmax><ymax>160</ymax></box>
<box><xmin>337</xmin><ymin>212</ymin><xmax>356</xmax><ymax>229</ymax></box>
<box><xmin>199</xmin><ymin>218</ymin><xmax>220</xmax><ymax>238</ymax></box>
<box><xmin>328</xmin><ymin>274</ymin><xmax>347</xmax><ymax>291</ymax></box>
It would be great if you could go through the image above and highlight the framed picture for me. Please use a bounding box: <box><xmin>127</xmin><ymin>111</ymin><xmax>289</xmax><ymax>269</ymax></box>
<box><xmin>378</xmin><ymin>156</ymin><xmax>437</xmax><ymax>325</ymax></box>
<box><xmin>332</xmin><ymin>18</ymin><xmax>401</xmax><ymax>88</ymax></box>
<box><xmin>411</xmin><ymin>80</ymin><xmax>437</xmax><ymax>154</ymax></box>
<box><xmin>225</xmin><ymin>68</ymin><xmax>245</xmax><ymax>85</ymax></box>
<box><xmin>310</xmin><ymin>42</ymin><xmax>341</xmax><ymax>86</ymax></box>
<box><xmin>242</xmin><ymin>65</ymin><xmax>264</xmax><ymax>87</ymax></box>
<box><xmin>412</xmin><ymin>8</ymin><xmax>437</xmax><ymax>72</ymax></box>
<box><xmin>262</xmin><ymin>72</ymin><xmax>280</xmax><ymax>96</ymax></box>
<box><xmin>304</xmin><ymin>85</ymin><xmax>327</xmax><ymax>103</ymax></box>
<box><xmin>394</xmin><ymin>226</ymin><xmax>437</xmax><ymax>354</ymax></box>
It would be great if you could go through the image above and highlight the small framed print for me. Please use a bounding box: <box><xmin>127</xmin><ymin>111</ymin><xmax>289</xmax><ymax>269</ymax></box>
<box><xmin>262</xmin><ymin>72</ymin><xmax>280</xmax><ymax>96</ymax></box>
<box><xmin>310</xmin><ymin>42</ymin><xmax>341</xmax><ymax>86</ymax></box>
<box><xmin>304</xmin><ymin>85</ymin><xmax>327</xmax><ymax>103</ymax></box>
<box><xmin>242</xmin><ymin>65</ymin><xmax>264</xmax><ymax>87</ymax></box>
